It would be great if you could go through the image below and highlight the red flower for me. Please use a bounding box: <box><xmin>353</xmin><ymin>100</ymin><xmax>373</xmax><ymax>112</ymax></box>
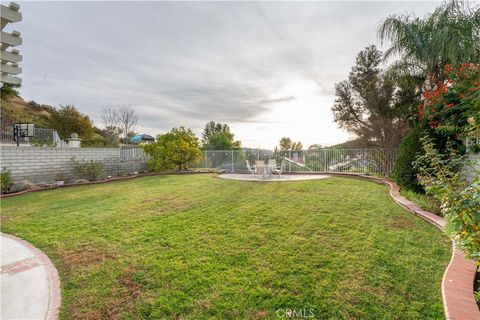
<box><xmin>444</xmin><ymin>64</ymin><xmax>453</xmax><ymax>73</ymax></box>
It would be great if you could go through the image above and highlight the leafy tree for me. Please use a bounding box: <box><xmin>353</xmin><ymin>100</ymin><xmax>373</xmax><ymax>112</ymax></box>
<box><xmin>81</xmin><ymin>127</ymin><xmax>120</xmax><ymax>147</ymax></box>
<box><xmin>379</xmin><ymin>0</ymin><xmax>480</xmax><ymax>94</ymax></box>
<box><xmin>332</xmin><ymin>45</ymin><xmax>416</xmax><ymax>149</ymax></box>
<box><xmin>201</xmin><ymin>121</ymin><xmax>241</xmax><ymax>150</ymax></box>
<box><xmin>143</xmin><ymin>127</ymin><xmax>201</xmax><ymax>171</ymax></box>
<box><xmin>291</xmin><ymin>141</ymin><xmax>303</xmax><ymax>151</ymax></box>
<box><xmin>278</xmin><ymin>137</ymin><xmax>303</xmax><ymax>151</ymax></box>
<box><xmin>102</xmin><ymin>128</ymin><xmax>122</xmax><ymax>146</ymax></box>
<box><xmin>279</xmin><ymin>137</ymin><xmax>292</xmax><ymax>151</ymax></box>
<box><xmin>49</xmin><ymin>105</ymin><xmax>95</xmax><ymax>141</ymax></box>
<box><xmin>0</xmin><ymin>84</ymin><xmax>19</xmax><ymax>100</ymax></box>
<box><xmin>380</xmin><ymin>0</ymin><xmax>480</xmax><ymax>197</ymax></box>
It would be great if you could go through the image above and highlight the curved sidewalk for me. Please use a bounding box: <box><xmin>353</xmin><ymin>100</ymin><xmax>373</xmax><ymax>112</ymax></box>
<box><xmin>1</xmin><ymin>233</ymin><xmax>60</xmax><ymax>320</ymax></box>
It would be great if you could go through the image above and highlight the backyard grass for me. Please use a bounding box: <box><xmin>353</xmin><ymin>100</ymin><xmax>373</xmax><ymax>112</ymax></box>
<box><xmin>399</xmin><ymin>189</ymin><xmax>442</xmax><ymax>216</ymax></box>
<box><xmin>0</xmin><ymin>175</ymin><xmax>451</xmax><ymax>319</ymax></box>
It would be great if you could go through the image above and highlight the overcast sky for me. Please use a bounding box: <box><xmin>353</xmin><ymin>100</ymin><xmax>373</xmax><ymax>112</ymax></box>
<box><xmin>13</xmin><ymin>1</ymin><xmax>440</xmax><ymax>148</ymax></box>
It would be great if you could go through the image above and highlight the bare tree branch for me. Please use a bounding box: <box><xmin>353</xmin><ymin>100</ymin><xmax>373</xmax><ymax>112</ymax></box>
<box><xmin>101</xmin><ymin>107</ymin><xmax>119</xmax><ymax>130</ymax></box>
<box><xmin>117</xmin><ymin>105</ymin><xmax>138</xmax><ymax>143</ymax></box>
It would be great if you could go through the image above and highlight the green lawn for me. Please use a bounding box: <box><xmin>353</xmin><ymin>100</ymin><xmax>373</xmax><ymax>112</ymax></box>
<box><xmin>1</xmin><ymin>175</ymin><xmax>451</xmax><ymax>319</ymax></box>
<box><xmin>400</xmin><ymin>189</ymin><xmax>442</xmax><ymax>216</ymax></box>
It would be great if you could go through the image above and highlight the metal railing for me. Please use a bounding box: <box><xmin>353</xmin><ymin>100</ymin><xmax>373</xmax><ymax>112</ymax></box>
<box><xmin>111</xmin><ymin>146</ymin><xmax>396</xmax><ymax>175</ymax></box>
<box><xmin>0</xmin><ymin>127</ymin><xmax>57</xmax><ymax>146</ymax></box>
<box><xmin>190</xmin><ymin>149</ymin><xmax>397</xmax><ymax>176</ymax></box>
<box><xmin>120</xmin><ymin>145</ymin><xmax>147</xmax><ymax>161</ymax></box>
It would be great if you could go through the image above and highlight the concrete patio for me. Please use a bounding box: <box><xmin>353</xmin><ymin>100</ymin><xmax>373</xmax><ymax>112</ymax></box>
<box><xmin>1</xmin><ymin>233</ymin><xmax>60</xmax><ymax>320</ymax></box>
<box><xmin>218</xmin><ymin>173</ymin><xmax>330</xmax><ymax>181</ymax></box>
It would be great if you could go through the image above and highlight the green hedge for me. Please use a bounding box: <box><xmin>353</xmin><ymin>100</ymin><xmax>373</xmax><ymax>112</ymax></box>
<box><xmin>394</xmin><ymin>127</ymin><xmax>424</xmax><ymax>192</ymax></box>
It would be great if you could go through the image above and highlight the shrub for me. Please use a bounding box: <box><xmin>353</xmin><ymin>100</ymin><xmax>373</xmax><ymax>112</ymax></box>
<box><xmin>0</xmin><ymin>169</ymin><xmax>12</xmax><ymax>193</ymax></box>
<box><xmin>71</xmin><ymin>157</ymin><xmax>104</xmax><ymax>181</ymax></box>
<box><xmin>394</xmin><ymin>127</ymin><xmax>424</xmax><ymax>192</ymax></box>
<box><xmin>415</xmin><ymin>137</ymin><xmax>480</xmax><ymax>261</ymax></box>
<box><xmin>416</xmin><ymin>63</ymin><xmax>480</xmax><ymax>149</ymax></box>
<box><xmin>443</xmin><ymin>178</ymin><xmax>480</xmax><ymax>261</ymax></box>
<box><xmin>0</xmin><ymin>84</ymin><xmax>19</xmax><ymax>100</ymax></box>
<box><xmin>143</xmin><ymin>127</ymin><xmax>201</xmax><ymax>171</ymax></box>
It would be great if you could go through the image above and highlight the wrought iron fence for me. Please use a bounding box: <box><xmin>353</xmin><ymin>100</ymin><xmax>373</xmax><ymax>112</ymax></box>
<box><xmin>190</xmin><ymin>148</ymin><xmax>397</xmax><ymax>176</ymax></box>
<box><xmin>0</xmin><ymin>127</ymin><xmax>57</xmax><ymax>146</ymax></box>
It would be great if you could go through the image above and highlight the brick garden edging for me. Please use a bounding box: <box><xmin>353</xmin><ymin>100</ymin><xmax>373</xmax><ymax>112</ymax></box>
<box><xmin>324</xmin><ymin>172</ymin><xmax>479</xmax><ymax>319</ymax></box>
<box><xmin>1</xmin><ymin>233</ymin><xmax>61</xmax><ymax>320</ymax></box>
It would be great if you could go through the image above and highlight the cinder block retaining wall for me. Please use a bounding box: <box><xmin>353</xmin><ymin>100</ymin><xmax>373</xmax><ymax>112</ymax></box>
<box><xmin>0</xmin><ymin>146</ymin><xmax>148</xmax><ymax>183</ymax></box>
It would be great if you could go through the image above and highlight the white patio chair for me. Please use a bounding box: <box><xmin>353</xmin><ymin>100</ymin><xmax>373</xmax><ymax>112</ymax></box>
<box><xmin>272</xmin><ymin>160</ymin><xmax>286</xmax><ymax>177</ymax></box>
<box><xmin>245</xmin><ymin>160</ymin><xmax>257</xmax><ymax>175</ymax></box>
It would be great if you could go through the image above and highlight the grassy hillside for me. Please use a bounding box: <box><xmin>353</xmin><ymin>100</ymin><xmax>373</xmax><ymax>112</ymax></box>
<box><xmin>329</xmin><ymin>138</ymin><xmax>365</xmax><ymax>149</ymax></box>
<box><xmin>1</xmin><ymin>95</ymin><xmax>54</xmax><ymax>129</ymax></box>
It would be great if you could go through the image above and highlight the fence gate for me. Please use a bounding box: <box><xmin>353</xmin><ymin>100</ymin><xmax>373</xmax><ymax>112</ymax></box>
<box><xmin>120</xmin><ymin>145</ymin><xmax>147</xmax><ymax>161</ymax></box>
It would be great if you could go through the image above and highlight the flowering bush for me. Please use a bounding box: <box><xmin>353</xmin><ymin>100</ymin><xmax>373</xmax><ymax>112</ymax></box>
<box><xmin>416</xmin><ymin>63</ymin><xmax>480</xmax><ymax>149</ymax></box>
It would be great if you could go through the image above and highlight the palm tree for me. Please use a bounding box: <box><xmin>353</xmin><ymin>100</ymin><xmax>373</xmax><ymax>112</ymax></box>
<box><xmin>378</xmin><ymin>0</ymin><xmax>480</xmax><ymax>93</ymax></box>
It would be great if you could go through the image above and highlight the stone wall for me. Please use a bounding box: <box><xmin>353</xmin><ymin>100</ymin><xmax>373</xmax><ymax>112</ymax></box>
<box><xmin>0</xmin><ymin>146</ymin><xmax>148</xmax><ymax>183</ymax></box>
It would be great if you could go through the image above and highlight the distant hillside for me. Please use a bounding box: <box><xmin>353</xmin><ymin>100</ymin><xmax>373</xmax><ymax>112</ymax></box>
<box><xmin>1</xmin><ymin>95</ymin><xmax>54</xmax><ymax>129</ymax></box>
<box><xmin>329</xmin><ymin>138</ymin><xmax>366</xmax><ymax>149</ymax></box>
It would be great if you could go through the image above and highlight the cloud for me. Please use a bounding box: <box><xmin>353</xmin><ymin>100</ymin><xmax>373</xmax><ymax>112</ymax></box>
<box><xmin>260</xmin><ymin>96</ymin><xmax>297</xmax><ymax>104</ymax></box>
<box><xmin>17</xmin><ymin>1</ymin><xmax>439</xmax><ymax>147</ymax></box>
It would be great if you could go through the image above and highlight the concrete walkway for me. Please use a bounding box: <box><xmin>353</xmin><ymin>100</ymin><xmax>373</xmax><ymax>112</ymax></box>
<box><xmin>1</xmin><ymin>233</ymin><xmax>60</xmax><ymax>320</ymax></box>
